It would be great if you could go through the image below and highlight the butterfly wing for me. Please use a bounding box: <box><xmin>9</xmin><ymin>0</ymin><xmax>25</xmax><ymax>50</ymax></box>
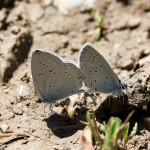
<box><xmin>79</xmin><ymin>44</ymin><xmax>121</xmax><ymax>94</ymax></box>
<box><xmin>31</xmin><ymin>50</ymin><xmax>82</xmax><ymax>102</ymax></box>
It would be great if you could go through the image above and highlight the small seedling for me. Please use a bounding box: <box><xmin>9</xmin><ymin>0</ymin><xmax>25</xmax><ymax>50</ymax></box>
<box><xmin>86</xmin><ymin>110</ymin><xmax>137</xmax><ymax>150</ymax></box>
<box><xmin>90</xmin><ymin>7</ymin><xmax>104</xmax><ymax>41</ymax></box>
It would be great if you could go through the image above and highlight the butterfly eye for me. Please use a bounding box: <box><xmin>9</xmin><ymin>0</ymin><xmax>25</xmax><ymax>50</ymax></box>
<box><xmin>120</xmin><ymin>83</ymin><xmax>127</xmax><ymax>89</ymax></box>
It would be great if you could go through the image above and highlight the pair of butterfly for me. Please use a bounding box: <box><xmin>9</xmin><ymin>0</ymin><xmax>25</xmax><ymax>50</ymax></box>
<box><xmin>31</xmin><ymin>44</ymin><xmax>126</xmax><ymax>102</ymax></box>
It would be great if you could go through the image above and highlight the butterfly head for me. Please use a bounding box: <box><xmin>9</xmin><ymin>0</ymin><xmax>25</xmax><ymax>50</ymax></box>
<box><xmin>120</xmin><ymin>83</ymin><xmax>127</xmax><ymax>89</ymax></box>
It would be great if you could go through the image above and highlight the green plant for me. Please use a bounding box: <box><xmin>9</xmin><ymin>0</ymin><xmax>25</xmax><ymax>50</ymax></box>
<box><xmin>86</xmin><ymin>110</ymin><xmax>137</xmax><ymax>150</ymax></box>
<box><xmin>86</xmin><ymin>111</ymin><xmax>102</xmax><ymax>148</ymax></box>
<box><xmin>90</xmin><ymin>7</ymin><xmax>104</xmax><ymax>41</ymax></box>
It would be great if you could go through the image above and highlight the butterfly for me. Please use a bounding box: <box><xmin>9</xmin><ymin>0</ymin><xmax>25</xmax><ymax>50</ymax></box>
<box><xmin>31</xmin><ymin>44</ymin><xmax>126</xmax><ymax>102</ymax></box>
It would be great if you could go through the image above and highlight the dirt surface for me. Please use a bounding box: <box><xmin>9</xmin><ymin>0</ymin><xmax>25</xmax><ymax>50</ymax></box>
<box><xmin>0</xmin><ymin>0</ymin><xmax>150</xmax><ymax>149</ymax></box>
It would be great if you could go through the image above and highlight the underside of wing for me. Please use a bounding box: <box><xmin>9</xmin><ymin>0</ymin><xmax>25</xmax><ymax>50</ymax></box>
<box><xmin>31</xmin><ymin>50</ymin><xmax>82</xmax><ymax>102</ymax></box>
<box><xmin>79</xmin><ymin>44</ymin><xmax>121</xmax><ymax>94</ymax></box>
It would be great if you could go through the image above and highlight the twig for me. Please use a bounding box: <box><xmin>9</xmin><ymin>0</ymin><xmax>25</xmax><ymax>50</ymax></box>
<box><xmin>1</xmin><ymin>134</ymin><xmax>29</xmax><ymax>145</ymax></box>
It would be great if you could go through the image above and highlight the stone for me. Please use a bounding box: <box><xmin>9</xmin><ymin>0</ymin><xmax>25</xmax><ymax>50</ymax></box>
<box><xmin>13</xmin><ymin>104</ymin><xmax>23</xmax><ymax>115</ymax></box>
<box><xmin>128</xmin><ymin>18</ymin><xmax>141</xmax><ymax>29</ymax></box>
<box><xmin>0</xmin><ymin>124</ymin><xmax>9</xmax><ymax>133</ymax></box>
<box><xmin>5</xmin><ymin>111</ymin><xmax>15</xmax><ymax>120</ymax></box>
<box><xmin>27</xmin><ymin>4</ymin><xmax>44</xmax><ymax>22</ymax></box>
<box><xmin>118</xmin><ymin>58</ymin><xmax>134</xmax><ymax>70</ymax></box>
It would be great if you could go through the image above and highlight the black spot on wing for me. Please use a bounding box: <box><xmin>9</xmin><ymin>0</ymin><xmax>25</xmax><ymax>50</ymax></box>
<box><xmin>35</xmin><ymin>50</ymin><xmax>40</xmax><ymax>53</ymax></box>
<box><xmin>77</xmin><ymin>76</ymin><xmax>82</xmax><ymax>80</ymax></box>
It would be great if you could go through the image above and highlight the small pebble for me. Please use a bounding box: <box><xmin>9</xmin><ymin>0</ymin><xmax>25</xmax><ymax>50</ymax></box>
<box><xmin>118</xmin><ymin>58</ymin><xmax>134</xmax><ymax>70</ymax></box>
<box><xmin>128</xmin><ymin>18</ymin><xmax>141</xmax><ymax>29</ymax></box>
<box><xmin>42</xmin><ymin>0</ymin><xmax>53</xmax><ymax>6</ymax></box>
<box><xmin>139</xmin><ymin>55</ymin><xmax>150</xmax><ymax>66</ymax></box>
<box><xmin>52</xmin><ymin>106</ymin><xmax>64</xmax><ymax>115</ymax></box>
<box><xmin>5</xmin><ymin>111</ymin><xmax>15</xmax><ymax>120</ymax></box>
<box><xmin>10</xmin><ymin>97</ymin><xmax>17</xmax><ymax>105</ymax></box>
<box><xmin>0</xmin><ymin>9</ymin><xmax>6</xmax><ymax>21</ymax></box>
<box><xmin>27</xmin><ymin>4</ymin><xmax>44</xmax><ymax>22</ymax></box>
<box><xmin>0</xmin><ymin>124</ymin><xmax>9</xmax><ymax>133</ymax></box>
<box><xmin>86</xmin><ymin>97</ymin><xmax>93</xmax><ymax>103</ymax></box>
<box><xmin>13</xmin><ymin>103</ymin><xmax>23</xmax><ymax>115</ymax></box>
<box><xmin>54</xmin><ymin>0</ymin><xmax>94</xmax><ymax>15</ymax></box>
<box><xmin>67</xmin><ymin>106</ymin><xmax>76</xmax><ymax>117</ymax></box>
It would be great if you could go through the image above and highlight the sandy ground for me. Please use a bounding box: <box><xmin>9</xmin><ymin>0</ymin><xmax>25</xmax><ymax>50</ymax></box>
<box><xmin>0</xmin><ymin>0</ymin><xmax>149</xmax><ymax>149</ymax></box>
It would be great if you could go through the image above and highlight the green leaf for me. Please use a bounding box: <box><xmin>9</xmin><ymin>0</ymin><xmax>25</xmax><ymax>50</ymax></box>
<box><xmin>94</xmin><ymin>28</ymin><xmax>101</xmax><ymax>41</ymax></box>
<box><xmin>100</xmin><ymin>121</ymin><xmax>107</xmax><ymax>132</ymax></box>
<box><xmin>86</xmin><ymin>111</ymin><xmax>102</xmax><ymax>147</ymax></box>
<box><xmin>104</xmin><ymin>117</ymin><xmax>122</xmax><ymax>147</ymax></box>
<box><xmin>129</xmin><ymin>122</ymin><xmax>138</xmax><ymax>138</ymax></box>
<box><xmin>95</xmin><ymin>11</ymin><xmax>104</xmax><ymax>25</ymax></box>
<box><xmin>122</xmin><ymin>122</ymin><xmax>130</xmax><ymax>139</ymax></box>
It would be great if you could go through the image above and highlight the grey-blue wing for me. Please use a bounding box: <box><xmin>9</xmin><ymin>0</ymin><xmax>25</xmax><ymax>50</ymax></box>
<box><xmin>31</xmin><ymin>50</ymin><xmax>83</xmax><ymax>102</ymax></box>
<box><xmin>79</xmin><ymin>44</ymin><xmax>121</xmax><ymax>94</ymax></box>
